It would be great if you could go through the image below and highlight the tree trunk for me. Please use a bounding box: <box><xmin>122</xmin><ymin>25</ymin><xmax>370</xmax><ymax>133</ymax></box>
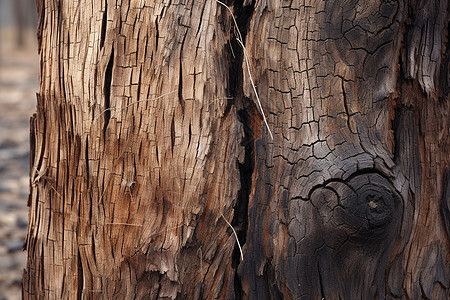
<box><xmin>23</xmin><ymin>0</ymin><xmax>449</xmax><ymax>299</ymax></box>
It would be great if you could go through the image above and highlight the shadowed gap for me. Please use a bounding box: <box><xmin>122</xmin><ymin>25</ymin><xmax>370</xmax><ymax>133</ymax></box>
<box><xmin>103</xmin><ymin>48</ymin><xmax>114</xmax><ymax>134</ymax></box>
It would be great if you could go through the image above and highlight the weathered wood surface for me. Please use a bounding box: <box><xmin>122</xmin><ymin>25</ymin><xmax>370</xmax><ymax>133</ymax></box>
<box><xmin>24</xmin><ymin>0</ymin><xmax>449</xmax><ymax>299</ymax></box>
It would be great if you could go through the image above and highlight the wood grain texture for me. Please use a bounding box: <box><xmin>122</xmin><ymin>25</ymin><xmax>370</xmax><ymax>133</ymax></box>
<box><xmin>24</xmin><ymin>0</ymin><xmax>449</xmax><ymax>299</ymax></box>
<box><xmin>24</xmin><ymin>0</ymin><xmax>245</xmax><ymax>298</ymax></box>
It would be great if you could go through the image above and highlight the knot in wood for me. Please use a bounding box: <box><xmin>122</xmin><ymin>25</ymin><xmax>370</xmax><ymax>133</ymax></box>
<box><xmin>350</xmin><ymin>182</ymin><xmax>397</xmax><ymax>230</ymax></box>
<box><xmin>310</xmin><ymin>173</ymin><xmax>402</xmax><ymax>241</ymax></box>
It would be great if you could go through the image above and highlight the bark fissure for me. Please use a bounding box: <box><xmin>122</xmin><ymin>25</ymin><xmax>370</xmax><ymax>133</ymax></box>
<box><xmin>232</xmin><ymin>109</ymin><xmax>254</xmax><ymax>297</ymax></box>
<box><xmin>154</xmin><ymin>18</ymin><xmax>159</xmax><ymax>52</ymax></box>
<box><xmin>100</xmin><ymin>0</ymin><xmax>107</xmax><ymax>48</ymax></box>
<box><xmin>219</xmin><ymin>1</ymin><xmax>259</xmax><ymax>297</ymax></box>
<box><xmin>178</xmin><ymin>33</ymin><xmax>187</xmax><ymax>112</ymax></box>
<box><xmin>77</xmin><ymin>250</ymin><xmax>84</xmax><ymax>299</ymax></box>
<box><xmin>85</xmin><ymin>136</ymin><xmax>90</xmax><ymax>186</ymax></box>
<box><xmin>442</xmin><ymin>170</ymin><xmax>450</xmax><ymax>238</ymax></box>
<box><xmin>306</xmin><ymin>167</ymin><xmax>397</xmax><ymax>201</ymax></box>
<box><xmin>103</xmin><ymin>48</ymin><xmax>114</xmax><ymax>132</ymax></box>
<box><xmin>341</xmin><ymin>78</ymin><xmax>354</xmax><ymax>134</ymax></box>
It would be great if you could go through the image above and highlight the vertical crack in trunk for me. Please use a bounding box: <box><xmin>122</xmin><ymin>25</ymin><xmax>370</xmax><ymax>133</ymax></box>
<box><xmin>232</xmin><ymin>109</ymin><xmax>254</xmax><ymax>297</ymax></box>
<box><xmin>224</xmin><ymin>0</ymin><xmax>256</xmax><ymax>297</ymax></box>
<box><xmin>103</xmin><ymin>48</ymin><xmax>114</xmax><ymax>133</ymax></box>
<box><xmin>341</xmin><ymin>78</ymin><xmax>354</xmax><ymax>134</ymax></box>
<box><xmin>85</xmin><ymin>136</ymin><xmax>90</xmax><ymax>184</ymax></box>
<box><xmin>178</xmin><ymin>33</ymin><xmax>187</xmax><ymax>112</ymax></box>
<box><xmin>438</xmin><ymin>21</ymin><xmax>449</xmax><ymax>99</ymax></box>
<box><xmin>170</xmin><ymin>115</ymin><xmax>175</xmax><ymax>153</ymax></box>
<box><xmin>77</xmin><ymin>250</ymin><xmax>84</xmax><ymax>299</ymax></box>
<box><xmin>100</xmin><ymin>0</ymin><xmax>107</xmax><ymax>49</ymax></box>
<box><xmin>391</xmin><ymin>103</ymin><xmax>402</xmax><ymax>163</ymax></box>
<box><xmin>441</xmin><ymin>170</ymin><xmax>450</xmax><ymax>238</ymax></box>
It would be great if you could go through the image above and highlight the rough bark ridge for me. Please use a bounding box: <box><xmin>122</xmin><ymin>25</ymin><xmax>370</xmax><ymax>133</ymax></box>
<box><xmin>24</xmin><ymin>0</ymin><xmax>449</xmax><ymax>299</ymax></box>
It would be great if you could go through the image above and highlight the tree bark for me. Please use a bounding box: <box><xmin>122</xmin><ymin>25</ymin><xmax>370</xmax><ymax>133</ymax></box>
<box><xmin>24</xmin><ymin>0</ymin><xmax>449</xmax><ymax>299</ymax></box>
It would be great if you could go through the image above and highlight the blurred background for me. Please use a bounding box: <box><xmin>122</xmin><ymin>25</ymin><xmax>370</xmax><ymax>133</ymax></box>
<box><xmin>0</xmin><ymin>0</ymin><xmax>39</xmax><ymax>299</ymax></box>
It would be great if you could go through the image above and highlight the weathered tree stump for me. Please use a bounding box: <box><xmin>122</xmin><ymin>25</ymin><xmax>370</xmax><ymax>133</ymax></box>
<box><xmin>23</xmin><ymin>0</ymin><xmax>449</xmax><ymax>299</ymax></box>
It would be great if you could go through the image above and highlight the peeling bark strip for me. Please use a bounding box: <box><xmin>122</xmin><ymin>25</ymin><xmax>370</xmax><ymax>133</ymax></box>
<box><xmin>24</xmin><ymin>0</ymin><xmax>448</xmax><ymax>299</ymax></box>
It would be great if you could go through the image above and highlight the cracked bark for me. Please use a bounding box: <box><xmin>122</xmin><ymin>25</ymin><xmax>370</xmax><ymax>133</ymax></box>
<box><xmin>24</xmin><ymin>0</ymin><xmax>448</xmax><ymax>299</ymax></box>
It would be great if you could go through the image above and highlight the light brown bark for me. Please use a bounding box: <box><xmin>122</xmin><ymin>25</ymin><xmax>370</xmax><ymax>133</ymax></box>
<box><xmin>24</xmin><ymin>0</ymin><xmax>449</xmax><ymax>299</ymax></box>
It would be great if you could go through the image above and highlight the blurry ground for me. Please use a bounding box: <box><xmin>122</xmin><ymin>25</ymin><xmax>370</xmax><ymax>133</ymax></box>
<box><xmin>0</xmin><ymin>28</ymin><xmax>39</xmax><ymax>300</ymax></box>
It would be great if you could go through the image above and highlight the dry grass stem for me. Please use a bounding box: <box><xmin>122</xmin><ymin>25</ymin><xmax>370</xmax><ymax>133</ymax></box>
<box><xmin>220</xmin><ymin>212</ymin><xmax>244</xmax><ymax>261</ymax></box>
<box><xmin>214</xmin><ymin>0</ymin><xmax>273</xmax><ymax>140</ymax></box>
